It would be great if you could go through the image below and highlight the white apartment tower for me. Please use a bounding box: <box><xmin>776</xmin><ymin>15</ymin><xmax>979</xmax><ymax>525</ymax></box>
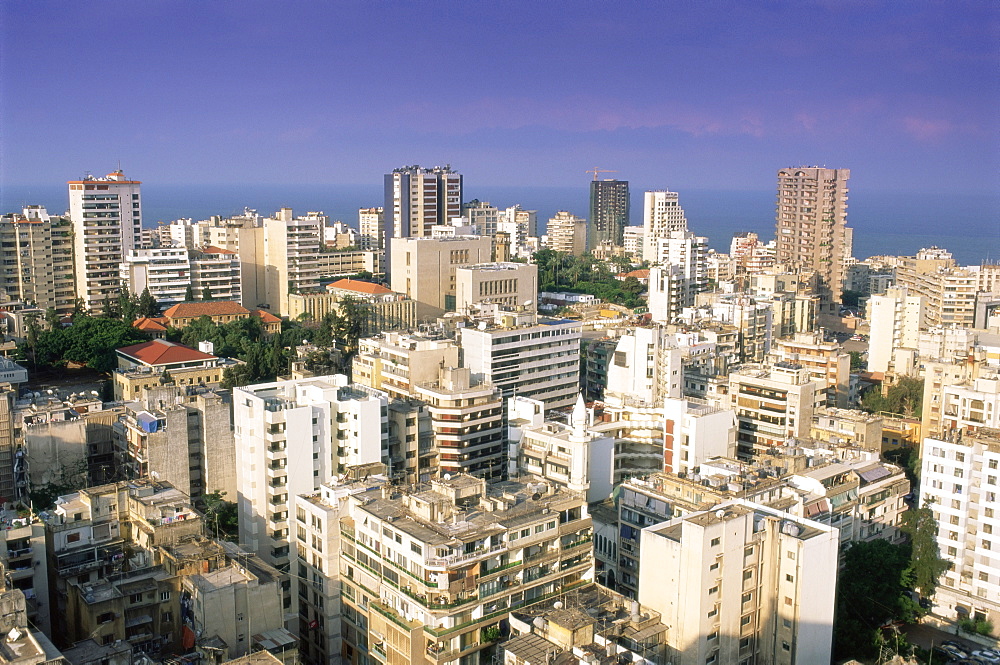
<box><xmin>68</xmin><ymin>170</ymin><xmax>142</xmax><ymax>314</ymax></box>
<box><xmin>868</xmin><ymin>287</ymin><xmax>926</xmax><ymax>375</ymax></box>
<box><xmin>263</xmin><ymin>208</ymin><xmax>322</xmax><ymax>314</ymax></box>
<box><xmin>643</xmin><ymin>190</ymin><xmax>688</xmax><ymax>263</ymax></box>
<box><xmin>919</xmin><ymin>430</ymin><xmax>1000</xmax><ymax>632</ymax></box>
<box><xmin>774</xmin><ymin>167</ymin><xmax>851</xmax><ymax>311</ymax></box>
<box><xmin>358</xmin><ymin>207</ymin><xmax>384</xmax><ymax>250</ymax></box>
<box><xmin>234</xmin><ymin>375</ymin><xmax>387</xmax><ymax>579</ymax></box>
<box><xmin>639</xmin><ymin>500</ymin><xmax>838</xmax><ymax>665</ymax></box>
<box><xmin>646</xmin><ymin>231</ymin><xmax>709</xmax><ymax>322</ymax></box>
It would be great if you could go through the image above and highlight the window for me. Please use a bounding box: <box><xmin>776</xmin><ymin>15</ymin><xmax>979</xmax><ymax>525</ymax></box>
<box><xmin>160</xmin><ymin>591</ymin><xmax>170</xmax><ymax>601</ymax></box>
<box><xmin>130</xmin><ymin>593</ymin><xmax>144</xmax><ymax>603</ymax></box>
<box><xmin>162</xmin><ymin>611</ymin><xmax>173</xmax><ymax>622</ymax></box>
<box><xmin>787</xmin><ymin>551</ymin><xmax>795</xmax><ymax>560</ymax></box>
<box><xmin>741</xmin><ymin>592</ymin><xmax>752</xmax><ymax>604</ymax></box>
<box><xmin>784</xmin><ymin>596</ymin><xmax>793</xmax><ymax>606</ymax></box>
<box><xmin>786</xmin><ymin>574</ymin><xmax>794</xmax><ymax>583</ymax></box>
<box><xmin>708</xmin><ymin>586</ymin><xmax>719</xmax><ymax>595</ymax></box>
<box><xmin>743</xmin><ymin>569</ymin><xmax>753</xmax><ymax>580</ymax></box>
<box><xmin>740</xmin><ymin>615</ymin><xmax>751</xmax><ymax>625</ymax></box>
<box><xmin>782</xmin><ymin>641</ymin><xmax>791</xmax><ymax>651</ymax></box>
<box><xmin>783</xmin><ymin>618</ymin><xmax>792</xmax><ymax>628</ymax></box>
<box><xmin>744</xmin><ymin>546</ymin><xmax>753</xmax><ymax>557</ymax></box>
<box><xmin>98</xmin><ymin>612</ymin><xmax>114</xmax><ymax>624</ymax></box>
<box><xmin>711</xmin><ymin>537</ymin><xmax>721</xmax><ymax>547</ymax></box>
<box><xmin>67</xmin><ymin>532</ymin><xmax>81</xmax><ymax>543</ymax></box>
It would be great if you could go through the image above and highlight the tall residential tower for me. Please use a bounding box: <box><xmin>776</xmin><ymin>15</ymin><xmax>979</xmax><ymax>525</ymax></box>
<box><xmin>68</xmin><ymin>170</ymin><xmax>142</xmax><ymax>314</ymax></box>
<box><xmin>774</xmin><ymin>167</ymin><xmax>851</xmax><ymax>311</ymax></box>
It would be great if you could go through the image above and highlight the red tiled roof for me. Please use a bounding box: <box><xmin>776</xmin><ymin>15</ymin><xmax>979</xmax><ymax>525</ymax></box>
<box><xmin>133</xmin><ymin>317</ymin><xmax>168</xmax><ymax>332</ymax></box>
<box><xmin>117</xmin><ymin>339</ymin><xmax>216</xmax><ymax>366</ymax></box>
<box><xmin>163</xmin><ymin>301</ymin><xmax>250</xmax><ymax>319</ymax></box>
<box><xmin>251</xmin><ymin>309</ymin><xmax>281</xmax><ymax>324</ymax></box>
<box><xmin>327</xmin><ymin>279</ymin><xmax>392</xmax><ymax>295</ymax></box>
<box><xmin>201</xmin><ymin>245</ymin><xmax>237</xmax><ymax>255</ymax></box>
<box><xmin>625</xmin><ymin>269</ymin><xmax>649</xmax><ymax>278</ymax></box>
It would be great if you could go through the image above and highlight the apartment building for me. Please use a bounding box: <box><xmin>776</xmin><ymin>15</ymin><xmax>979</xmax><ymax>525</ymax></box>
<box><xmin>68</xmin><ymin>171</ymin><xmax>142</xmax><ymax>314</ymax></box>
<box><xmin>545</xmin><ymin>212</ymin><xmax>588</xmax><ymax>256</ymax></box>
<box><xmin>122</xmin><ymin>245</ymin><xmax>242</xmax><ymax>306</ymax></box>
<box><xmin>112</xmin><ymin>385</ymin><xmax>236</xmax><ymax>501</ymax></box>
<box><xmin>919</xmin><ymin>429</ymin><xmax>1000</xmax><ymax>633</ymax></box>
<box><xmin>353</xmin><ymin>331</ymin><xmax>460</xmax><ymax>400</ymax></box>
<box><xmin>43</xmin><ymin>481</ymin><xmax>202</xmax><ymax>649</ymax></box>
<box><xmin>868</xmin><ymin>286</ymin><xmax>925</xmax><ymax>376</ymax></box>
<box><xmin>331</xmin><ymin>473</ymin><xmax>592</xmax><ymax>665</ymax></box>
<box><xmin>384</xmin><ymin>165</ymin><xmax>463</xmax><ymax>243</ymax></box>
<box><xmin>509</xmin><ymin>395</ymin><xmax>615</xmax><ymax>502</ymax></box>
<box><xmin>414</xmin><ymin>367</ymin><xmax>505</xmax><ymax>480</ymax></box>
<box><xmin>0</xmin><ymin>206</ymin><xmax>76</xmax><ymax>314</ymax></box>
<box><xmin>358</xmin><ymin>207</ymin><xmax>384</xmax><ymax>250</ymax></box>
<box><xmin>809</xmin><ymin>406</ymin><xmax>883</xmax><ymax>451</ymax></box>
<box><xmin>642</xmin><ymin>190</ymin><xmax>688</xmax><ymax>263</ymax></box>
<box><xmin>686</xmin><ymin>293</ymin><xmax>774</xmax><ymax>363</ymax></box>
<box><xmin>262</xmin><ymin>209</ymin><xmax>323</xmax><ymax>315</ymax></box>
<box><xmin>459</xmin><ymin>312</ymin><xmax>582</xmax><ymax>413</ymax></box>
<box><xmin>0</xmin><ymin>564</ymin><xmax>62</xmax><ymax>665</ymax></box>
<box><xmin>646</xmin><ymin>232</ymin><xmax>708</xmax><ymax>323</ymax></box>
<box><xmin>639</xmin><ymin>500</ymin><xmax>839</xmax><ymax>665</ymax></box>
<box><xmin>729</xmin><ymin>363</ymin><xmax>821</xmax><ymax>460</ymax></box>
<box><xmin>389</xmin><ymin>234</ymin><xmax>493</xmax><ymax>318</ymax></box>
<box><xmin>234</xmin><ymin>376</ymin><xmax>387</xmax><ymax>578</ymax></box>
<box><xmin>500</xmin><ymin>205</ymin><xmax>538</xmax><ymax>240</ymax></box>
<box><xmin>769</xmin><ymin>332</ymin><xmax>850</xmax><ymax>407</ymax></box>
<box><xmin>774</xmin><ymin>167</ymin><xmax>851</xmax><ymax>311</ymax></box>
<box><xmin>0</xmin><ymin>512</ymin><xmax>50</xmax><ymax>635</ymax></box>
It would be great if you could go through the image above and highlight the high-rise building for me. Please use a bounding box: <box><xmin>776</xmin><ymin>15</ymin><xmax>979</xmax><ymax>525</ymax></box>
<box><xmin>867</xmin><ymin>286</ymin><xmax>925</xmax><ymax>375</ymax></box>
<box><xmin>0</xmin><ymin>206</ymin><xmax>76</xmax><ymax>314</ymax></box>
<box><xmin>774</xmin><ymin>167</ymin><xmax>851</xmax><ymax>311</ymax></box>
<box><xmin>68</xmin><ymin>170</ymin><xmax>142</xmax><ymax>314</ymax></box>
<box><xmin>262</xmin><ymin>208</ymin><xmax>322</xmax><ymax>314</ymax></box>
<box><xmin>589</xmin><ymin>179</ymin><xmax>629</xmax><ymax>250</ymax></box>
<box><xmin>643</xmin><ymin>190</ymin><xmax>688</xmax><ymax>263</ymax></box>
<box><xmin>234</xmin><ymin>375</ymin><xmax>387</xmax><ymax>581</ymax></box>
<box><xmin>919</xmin><ymin>429</ymin><xmax>1000</xmax><ymax>633</ymax></box>
<box><xmin>646</xmin><ymin>231</ymin><xmax>708</xmax><ymax>322</ymax></box>
<box><xmin>545</xmin><ymin>211</ymin><xmax>588</xmax><ymax>255</ymax></box>
<box><xmin>461</xmin><ymin>199</ymin><xmax>499</xmax><ymax>237</ymax></box>
<box><xmin>383</xmin><ymin>165</ymin><xmax>462</xmax><ymax>269</ymax></box>
<box><xmin>358</xmin><ymin>206</ymin><xmax>384</xmax><ymax>250</ymax></box>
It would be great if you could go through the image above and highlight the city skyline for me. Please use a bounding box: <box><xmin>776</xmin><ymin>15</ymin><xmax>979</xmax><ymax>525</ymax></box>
<box><xmin>2</xmin><ymin>2</ymin><xmax>997</xmax><ymax>198</ymax></box>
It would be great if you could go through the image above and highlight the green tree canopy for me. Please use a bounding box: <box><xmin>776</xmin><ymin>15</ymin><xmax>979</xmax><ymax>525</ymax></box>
<box><xmin>901</xmin><ymin>503</ymin><xmax>950</xmax><ymax>598</ymax></box>
<box><xmin>29</xmin><ymin>316</ymin><xmax>147</xmax><ymax>373</ymax></box>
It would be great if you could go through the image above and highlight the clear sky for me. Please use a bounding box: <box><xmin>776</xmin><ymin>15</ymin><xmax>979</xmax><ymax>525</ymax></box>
<box><xmin>2</xmin><ymin>1</ymin><xmax>997</xmax><ymax>194</ymax></box>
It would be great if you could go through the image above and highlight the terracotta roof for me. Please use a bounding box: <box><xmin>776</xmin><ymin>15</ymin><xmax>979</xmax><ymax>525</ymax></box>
<box><xmin>201</xmin><ymin>245</ymin><xmax>237</xmax><ymax>255</ymax></box>
<box><xmin>327</xmin><ymin>279</ymin><xmax>392</xmax><ymax>295</ymax></box>
<box><xmin>133</xmin><ymin>317</ymin><xmax>168</xmax><ymax>332</ymax></box>
<box><xmin>251</xmin><ymin>309</ymin><xmax>281</xmax><ymax>324</ymax></box>
<box><xmin>619</xmin><ymin>269</ymin><xmax>649</xmax><ymax>279</ymax></box>
<box><xmin>117</xmin><ymin>339</ymin><xmax>216</xmax><ymax>366</ymax></box>
<box><xmin>163</xmin><ymin>301</ymin><xmax>250</xmax><ymax>319</ymax></box>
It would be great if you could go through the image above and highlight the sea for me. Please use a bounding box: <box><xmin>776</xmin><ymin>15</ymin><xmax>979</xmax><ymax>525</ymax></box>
<box><xmin>3</xmin><ymin>183</ymin><xmax>998</xmax><ymax>267</ymax></box>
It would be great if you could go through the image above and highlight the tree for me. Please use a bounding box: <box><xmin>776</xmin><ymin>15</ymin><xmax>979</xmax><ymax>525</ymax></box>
<box><xmin>31</xmin><ymin>316</ymin><xmax>147</xmax><ymax>373</ymax></box>
<box><xmin>200</xmin><ymin>491</ymin><xmax>239</xmax><ymax>542</ymax></box>
<box><xmin>184</xmin><ymin>284</ymin><xmax>195</xmax><ymax>301</ymax></box>
<box><xmin>71</xmin><ymin>298</ymin><xmax>87</xmax><ymax>320</ymax></box>
<box><xmin>202</xmin><ymin>286</ymin><xmax>213</xmax><ymax>301</ymax></box>
<box><xmin>861</xmin><ymin>377</ymin><xmax>924</xmax><ymax>418</ymax></box>
<box><xmin>44</xmin><ymin>307</ymin><xmax>60</xmax><ymax>330</ymax></box>
<box><xmin>834</xmin><ymin>539</ymin><xmax>914</xmax><ymax>661</ymax></box>
<box><xmin>901</xmin><ymin>503</ymin><xmax>949</xmax><ymax>599</ymax></box>
<box><xmin>849</xmin><ymin>350</ymin><xmax>865</xmax><ymax>372</ymax></box>
<box><xmin>138</xmin><ymin>287</ymin><xmax>159</xmax><ymax>318</ymax></box>
<box><xmin>119</xmin><ymin>292</ymin><xmax>140</xmax><ymax>322</ymax></box>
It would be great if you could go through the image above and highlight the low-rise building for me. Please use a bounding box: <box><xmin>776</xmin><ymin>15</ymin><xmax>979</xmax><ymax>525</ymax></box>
<box><xmin>287</xmin><ymin>279</ymin><xmax>416</xmax><ymax>334</ymax></box>
<box><xmin>113</xmin><ymin>340</ymin><xmax>239</xmax><ymax>401</ymax></box>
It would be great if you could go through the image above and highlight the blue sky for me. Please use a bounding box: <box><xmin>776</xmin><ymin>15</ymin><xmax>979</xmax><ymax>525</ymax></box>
<box><xmin>2</xmin><ymin>1</ymin><xmax>997</xmax><ymax>194</ymax></box>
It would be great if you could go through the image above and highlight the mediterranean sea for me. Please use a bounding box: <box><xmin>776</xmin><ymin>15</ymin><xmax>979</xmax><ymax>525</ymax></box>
<box><xmin>3</xmin><ymin>183</ymin><xmax>997</xmax><ymax>267</ymax></box>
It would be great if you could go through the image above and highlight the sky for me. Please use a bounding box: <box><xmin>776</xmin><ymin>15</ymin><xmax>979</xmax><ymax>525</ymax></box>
<box><xmin>1</xmin><ymin>1</ymin><xmax>998</xmax><ymax>196</ymax></box>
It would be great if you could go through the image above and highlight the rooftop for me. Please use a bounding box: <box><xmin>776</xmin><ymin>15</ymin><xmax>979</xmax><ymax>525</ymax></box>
<box><xmin>163</xmin><ymin>301</ymin><xmax>251</xmax><ymax>319</ymax></box>
<box><xmin>327</xmin><ymin>278</ymin><xmax>393</xmax><ymax>295</ymax></box>
<box><xmin>117</xmin><ymin>339</ymin><xmax>217</xmax><ymax>366</ymax></box>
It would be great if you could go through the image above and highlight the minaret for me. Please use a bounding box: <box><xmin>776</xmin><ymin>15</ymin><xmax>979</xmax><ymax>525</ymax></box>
<box><xmin>568</xmin><ymin>393</ymin><xmax>590</xmax><ymax>494</ymax></box>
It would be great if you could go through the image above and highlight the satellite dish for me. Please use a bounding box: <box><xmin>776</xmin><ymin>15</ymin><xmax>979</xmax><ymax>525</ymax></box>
<box><xmin>531</xmin><ymin>493</ymin><xmax>541</xmax><ymax>501</ymax></box>
<box><xmin>715</xmin><ymin>509</ymin><xmax>725</xmax><ymax>519</ymax></box>
<box><xmin>443</xmin><ymin>473</ymin><xmax>452</xmax><ymax>480</ymax></box>
<box><xmin>553</xmin><ymin>601</ymin><xmax>563</xmax><ymax>610</ymax></box>
<box><xmin>524</xmin><ymin>300</ymin><xmax>533</xmax><ymax>306</ymax></box>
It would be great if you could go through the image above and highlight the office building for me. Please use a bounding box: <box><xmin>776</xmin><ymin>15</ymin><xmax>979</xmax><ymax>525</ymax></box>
<box><xmin>459</xmin><ymin>311</ymin><xmax>582</xmax><ymax>412</ymax></box>
<box><xmin>454</xmin><ymin>262</ymin><xmax>538</xmax><ymax>315</ymax></box>
<box><xmin>639</xmin><ymin>500</ymin><xmax>838</xmax><ymax>665</ymax></box>
<box><xmin>383</xmin><ymin>165</ymin><xmax>462</xmax><ymax>272</ymax></box>
<box><xmin>774</xmin><ymin>167</ymin><xmax>851</xmax><ymax>311</ymax></box>
<box><xmin>0</xmin><ymin>206</ymin><xmax>76</xmax><ymax>314</ymax></box>
<box><xmin>68</xmin><ymin>171</ymin><xmax>142</xmax><ymax>314</ymax></box>
<box><xmin>389</xmin><ymin>233</ymin><xmax>493</xmax><ymax>318</ymax></box>
<box><xmin>589</xmin><ymin>179</ymin><xmax>629</xmax><ymax>250</ymax></box>
<box><xmin>545</xmin><ymin>211</ymin><xmax>588</xmax><ymax>255</ymax></box>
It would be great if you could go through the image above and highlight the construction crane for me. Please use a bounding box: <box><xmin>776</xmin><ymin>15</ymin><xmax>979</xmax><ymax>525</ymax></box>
<box><xmin>586</xmin><ymin>167</ymin><xmax>618</xmax><ymax>181</ymax></box>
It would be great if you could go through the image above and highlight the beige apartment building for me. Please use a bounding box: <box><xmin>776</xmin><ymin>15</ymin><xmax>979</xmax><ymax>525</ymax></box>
<box><xmin>774</xmin><ymin>167</ymin><xmax>850</xmax><ymax>311</ymax></box>
<box><xmin>545</xmin><ymin>211</ymin><xmax>588</xmax><ymax>255</ymax></box>
<box><xmin>0</xmin><ymin>206</ymin><xmax>76</xmax><ymax>314</ymax></box>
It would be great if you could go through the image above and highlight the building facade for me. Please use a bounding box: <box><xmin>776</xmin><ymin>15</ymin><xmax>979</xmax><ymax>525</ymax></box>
<box><xmin>588</xmin><ymin>179</ymin><xmax>629</xmax><ymax>250</ymax></box>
